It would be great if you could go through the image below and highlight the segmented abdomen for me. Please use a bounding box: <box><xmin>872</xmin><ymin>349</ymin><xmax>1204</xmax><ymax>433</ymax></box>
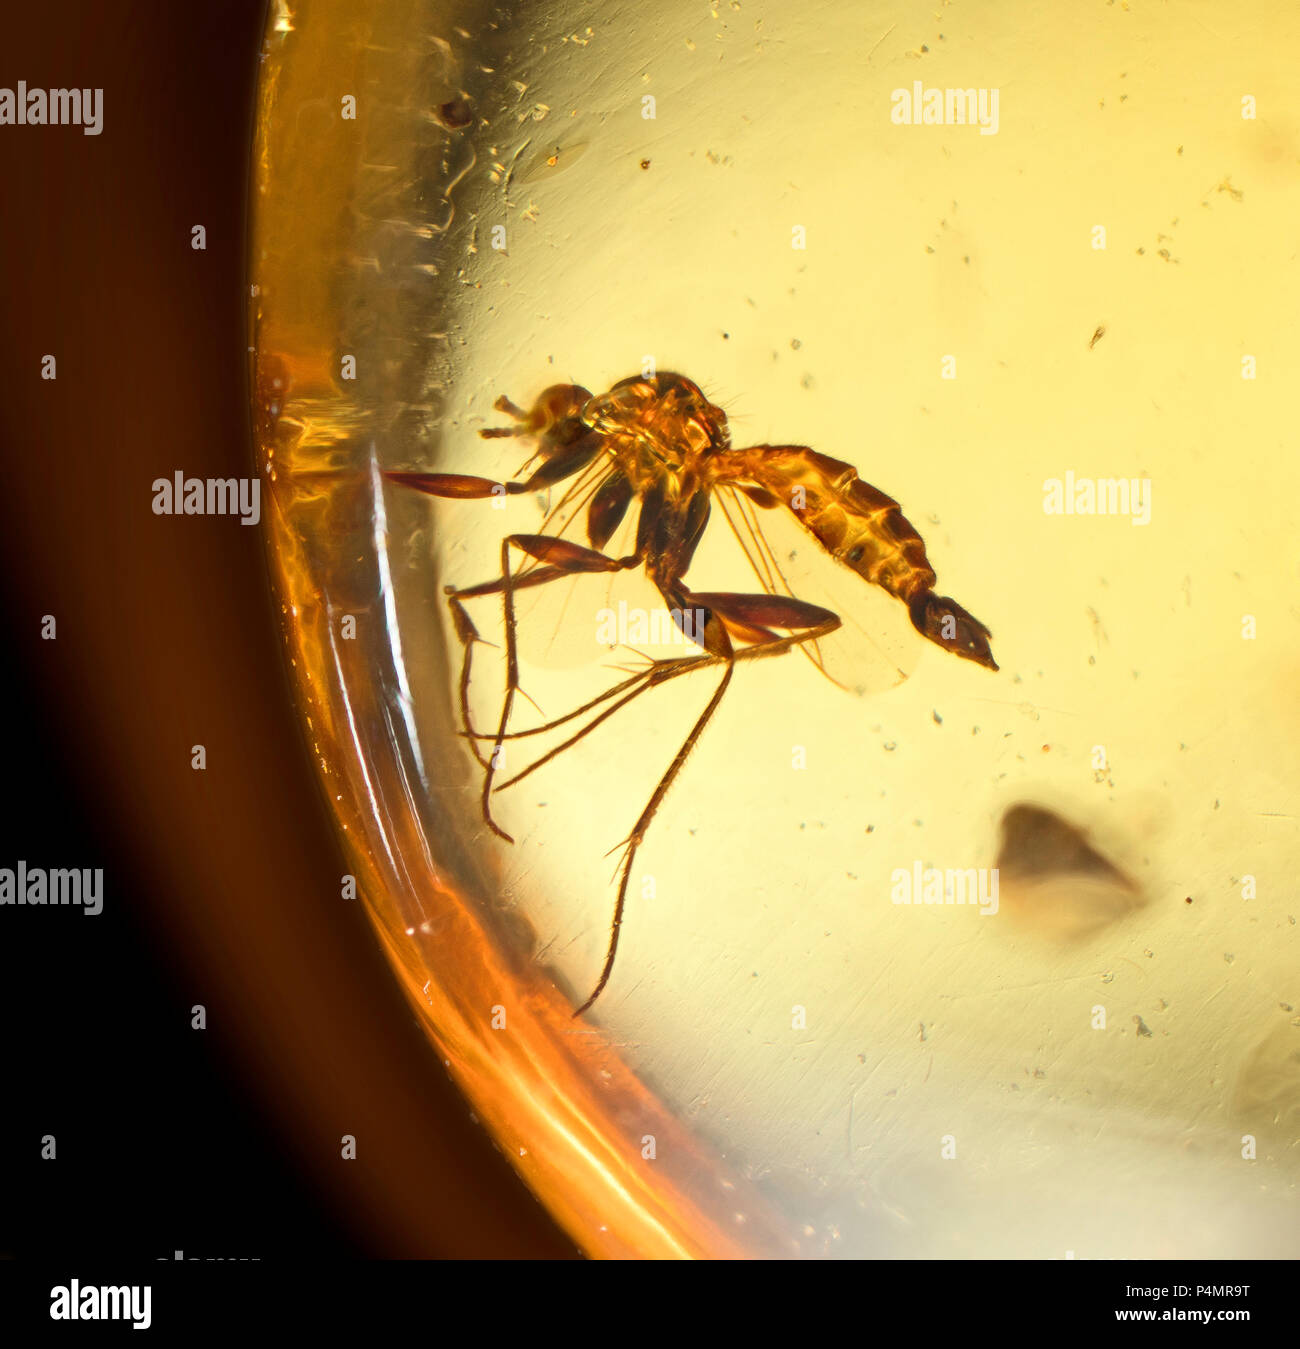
<box><xmin>727</xmin><ymin>445</ymin><xmax>937</xmax><ymax>603</ymax></box>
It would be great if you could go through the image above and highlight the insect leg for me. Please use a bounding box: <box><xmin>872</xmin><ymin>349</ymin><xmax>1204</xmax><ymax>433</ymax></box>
<box><xmin>385</xmin><ymin>464</ymin><xmax>637</xmax><ymax>782</ymax></box>
<box><xmin>491</xmin><ymin>658</ymin><xmax>689</xmax><ymax>789</ymax></box>
<box><xmin>483</xmin><ymin>535</ymin><xmax>641</xmax><ymax>841</ymax></box>
<box><xmin>494</xmin><ymin>594</ymin><xmax>837</xmax><ymax>792</ymax></box>
<box><xmin>574</xmin><ymin>589</ymin><xmax>841</xmax><ymax>1017</ymax></box>
<box><xmin>490</xmin><ymin>601</ymin><xmax>839</xmax><ymax>792</ymax></box>
<box><xmin>445</xmin><ymin>560</ymin><xmax>602</xmax><ymax>771</ymax></box>
<box><xmin>574</xmin><ymin>659</ymin><xmax>735</xmax><ymax>1019</ymax></box>
<box><xmin>385</xmin><ymin>432</ymin><xmax>600</xmax><ymax>499</ymax></box>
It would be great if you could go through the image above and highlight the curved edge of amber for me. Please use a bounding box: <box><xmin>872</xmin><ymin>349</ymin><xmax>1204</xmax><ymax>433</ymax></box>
<box><xmin>247</xmin><ymin>0</ymin><xmax>793</xmax><ymax>1259</ymax></box>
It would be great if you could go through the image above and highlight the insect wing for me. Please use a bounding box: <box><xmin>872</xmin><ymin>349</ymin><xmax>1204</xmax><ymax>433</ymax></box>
<box><xmin>503</xmin><ymin>459</ymin><xmax>628</xmax><ymax>672</ymax></box>
<box><xmin>708</xmin><ymin>486</ymin><xmax>920</xmax><ymax>697</ymax></box>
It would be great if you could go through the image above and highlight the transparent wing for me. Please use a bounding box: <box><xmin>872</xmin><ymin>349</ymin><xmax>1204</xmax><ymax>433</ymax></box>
<box><xmin>496</xmin><ymin>454</ymin><xmax>628</xmax><ymax>672</ymax></box>
<box><xmin>707</xmin><ymin>485</ymin><xmax>920</xmax><ymax>698</ymax></box>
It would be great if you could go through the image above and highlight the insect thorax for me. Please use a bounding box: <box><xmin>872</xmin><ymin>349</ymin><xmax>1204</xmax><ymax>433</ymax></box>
<box><xmin>582</xmin><ymin>372</ymin><xmax>730</xmax><ymax>470</ymax></box>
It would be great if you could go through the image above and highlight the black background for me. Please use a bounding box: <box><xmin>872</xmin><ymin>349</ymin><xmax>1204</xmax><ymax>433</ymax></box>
<box><xmin>0</xmin><ymin>0</ymin><xmax>575</xmax><ymax>1261</ymax></box>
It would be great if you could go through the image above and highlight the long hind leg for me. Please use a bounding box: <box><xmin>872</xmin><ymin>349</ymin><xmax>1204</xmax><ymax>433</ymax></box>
<box><xmin>574</xmin><ymin>589</ymin><xmax>840</xmax><ymax>1017</ymax></box>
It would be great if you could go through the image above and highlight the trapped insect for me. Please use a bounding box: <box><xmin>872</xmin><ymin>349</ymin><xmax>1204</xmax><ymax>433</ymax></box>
<box><xmin>387</xmin><ymin>372</ymin><xmax>998</xmax><ymax>1015</ymax></box>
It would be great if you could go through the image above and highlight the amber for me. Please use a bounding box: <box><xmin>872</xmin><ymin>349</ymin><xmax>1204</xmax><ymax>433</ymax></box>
<box><xmin>252</xmin><ymin>0</ymin><xmax>1300</xmax><ymax>1258</ymax></box>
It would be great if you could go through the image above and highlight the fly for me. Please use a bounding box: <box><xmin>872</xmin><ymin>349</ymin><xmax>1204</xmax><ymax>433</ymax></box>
<box><xmin>386</xmin><ymin>372</ymin><xmax>998</xmax><ymax>1015</ymax></box>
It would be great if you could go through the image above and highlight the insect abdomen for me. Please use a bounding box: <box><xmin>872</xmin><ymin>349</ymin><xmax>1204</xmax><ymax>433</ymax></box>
<box><xmin>733</xmin><ymin>446</ymin><xmax>937</xmax><ymax>602</ymax></box>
